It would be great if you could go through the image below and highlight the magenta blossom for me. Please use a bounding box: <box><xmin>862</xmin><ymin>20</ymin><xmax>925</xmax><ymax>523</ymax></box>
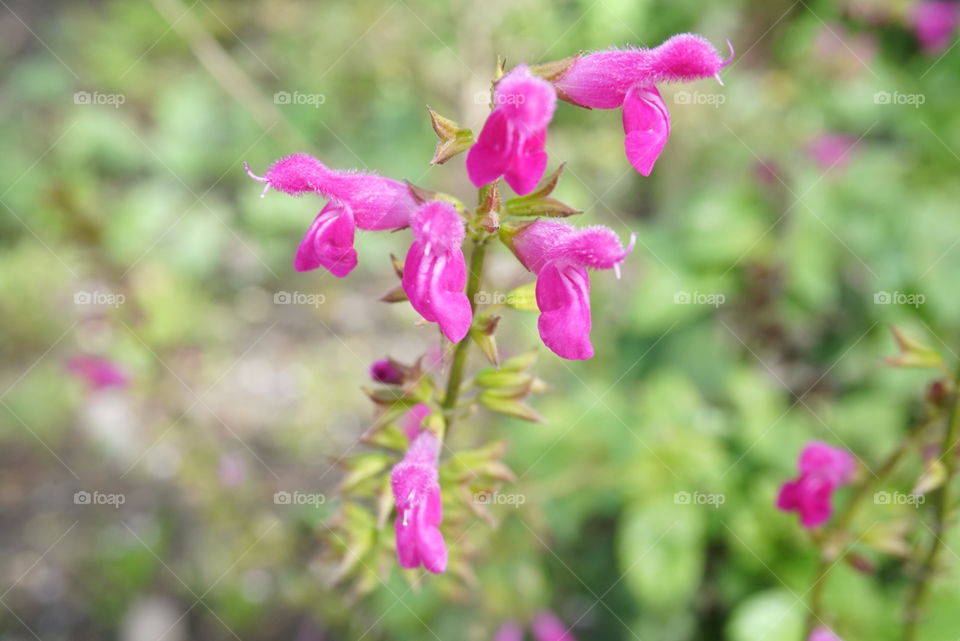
<box><xmin>467</xmin><ymin>65</ymin><xmax>557</xmax><ymax>195</ymax></box>
<box><xmin>809</xmin><ymin>627</ymin><xmax>843</xmax><ymax>641</ymax></box>
<box><xmin>911</xmin><ymin>1</ymin><xmax>960</xmax><ymax>54</ymax></box>
<box><xmin>506</xmin><ymin>220</ymin><xmax>634</xmax><ymax>360</ymax></box>
<box><xmin>370</xmin><ymin>359</ymin><xmax>405</xmax><ymax>385</ymax></box>
<box><xmin>532</xmin><ymin>611</ymin><xmax>576</xmax><ymax>641</ymax></box>
<box><xmin>777</xmin><ymin>442</ymin><xmax>856</xmax><ymax>529</ymax></box>
<box><xmin>806</xmin><ymin>133</ymin><xmax>858</xmax><ymax>172</ymax></box>
<box><xmin>492</xmin><ymin>621</ymin><xmax>524</xmax><ymax>641</ymax></box>
<box><xmin>390</xmin><ymin>430</ymin><xmax>447</xmax><ymax>573</ymax></box>
<box><xmin>402</xmin><ymin>201</ymin><xmax>472</xmax><ymax>342</ymax></box>
<box><xmin>65</xmin><ymin>355</ymin><xmax>129</xmax><ymax>390</ymax></box>
<box><xmin>245</xmin><ymin>153</ymin><xmax>418</xmax><ymax>276</ymax></box>
<box><xmin>551</xmin><ymin>34</ymin><xmax>732</xmax><ymax>175</ymax></box>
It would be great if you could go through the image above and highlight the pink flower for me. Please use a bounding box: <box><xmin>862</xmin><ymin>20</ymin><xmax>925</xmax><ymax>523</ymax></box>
<box><xmin>401</xmin><ymin>403</ymin><xmax>431</xmax><ymax>441</ymax></box>
<box><xmin>401</xmin><ymin>201</ymin><xmax>472</xmax><ymax>342</ymax></box>
<box><xmin>493</xmin><ymin>621</ymin><xmax>524</xmax><ymax>641</ymax></box>
<box><xmin>390</xmin><ymin>430</ymin><xmax>447</xmax><ymax>573</ymax></box>
<box><xmin>806</xmin><ymin>133</ymin><xmax>858</xmax><ymax>172</ymax></box>
<box><xmin>65</xmin><ymin>355</ymin><xmax>129</xmax><ymax>390</ymax></box>
<box><xmin>809</xmin><ymin>626</ymin><xmax>843</xmax><ymax>641</ymax></box>
<box><xmin>777</xmin><ymin>442</ymin><xmax>856</xmax><ymax>529</ymax></box>
<box><xmin>506</xmin><ymin>220</ymin><xmax>634</xmax><ymax>360</ymax></box>
<box><xmin>245</xmin><ymin>154</ymin><xmax>418</xmax><ymax>276</ymax></box>
<box><xmin>532</xmin><ymin>611</ymin><xmax>576</xmax><ymax>641</ymax></box>
<box><xmin>551</xmin><ymin>34</ymin><xmax>732</xmax><ymax>175</ymax></box>
<box><xmin>467</xmin><ymin>65</ymin><xmax>557</xmax><ymax>195</ymax></box>
<box><xmin>911</xmin><ymin>1</ymin><xmax>960</xmax><ymax>54</ymax></box>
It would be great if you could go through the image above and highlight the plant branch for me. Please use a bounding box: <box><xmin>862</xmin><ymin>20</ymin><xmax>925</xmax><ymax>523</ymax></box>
<box><xmin>904</xmin><ymin>365</ymin><xmax>960</xmax><ymax>640</ymax></box>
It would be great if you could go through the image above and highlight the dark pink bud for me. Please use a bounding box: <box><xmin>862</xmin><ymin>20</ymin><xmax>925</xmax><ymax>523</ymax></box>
<box><xmin>369</xmin><ymin>359</ymin><xmax>405</xmax><ymax>385</ymax></box>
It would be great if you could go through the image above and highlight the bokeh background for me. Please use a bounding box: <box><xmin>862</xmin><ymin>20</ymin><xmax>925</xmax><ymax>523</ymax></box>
<box><xmin>2</xmin><ymin>0</ymin><xmax>960</xmax><ymax>639</ymax></box>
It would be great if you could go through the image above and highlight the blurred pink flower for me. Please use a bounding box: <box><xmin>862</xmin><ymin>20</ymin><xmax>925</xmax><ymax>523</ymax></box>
<box><xmin>552</xmin><ymin>34</ymin><xmax>732</xmax><ymax>175</ymax></box>
<box><xmin>777</xmin><ymin>442</ymin><xmax>856</xmax><ymax>529</ymax></box>
<box><xmin>911</xmin><ymin>1</ymin><xmax>960</xmax><ymax>54</ymax></box>
<box><xmin>244</xmin><ymin>154</ymin><xmax>418</xmax><ymax>276</ymax></box>
<box><xmin>402</xmin><ymin>201</ymin><xmax>472</xmax><ymax>342</ymax></box>
<box><xmin>809</xmin><ymin>626</ymin><xmax>843</xmax><ymax>641</ymax></box>
<box><xmin>218</xmin><ymin>453</ymin><xmax>247</xmax><ymax>487</ymax></box>
<box><xmin>532</xmin><ymin>611</ymin><xmax>576</xmax><ymax>641</ymax></box>
<box><xmin>493</xmin><ymin>620</ymin><xmax>524</xmax><ymax>641</ymax></box>
<box><xmin>401</xmin><ymin>403</ymin><xmax>431</xmax><ymax>441</ymax></box>
<box><xmin>467</xmin><ymin>65</ymin><xmax>557</xmax><ymax>195</ymax></box>
<box><xmin>390</xmin><ymin>430</ymin><xmax>447</xmax><ymax>573</ymax></box>
<box><xmin>65</xmin><ymin>355</ymin><xmax>128</xmax><ymax>390</ymax></box>
<box><xmin>507</xmin><ymin>220</ymin><xmax>634</xmax><ymax>360</ymax></box>
<box><xmin>806</xmin><ymin>133</ymin><xmax>859</xmax><ymax>172</ymax></box>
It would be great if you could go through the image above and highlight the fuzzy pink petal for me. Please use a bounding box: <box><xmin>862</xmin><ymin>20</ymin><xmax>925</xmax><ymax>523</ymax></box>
<box><xmin>504</xmin><ymin>129</ymin><xmax>549</xmax><ymax>195</ymax></box>
<box><xmin>648</xmin><ymin>33</ymin><xmax>731</xmax><ymax>83</ymax></box>
<box><xmin>467</xmin><ymin>109</ymin><xmax>515</xmax><ymax>189</ymax></box>
<box><xmin>496</xmin><ymin>65</ymin><xmax>557</xmax><ymax>132</ymax></box>
<box><xmin>623</xmin><ymin>85</ymin><xmax>671</xmax><ymax>176</ymax></box>
<box><xmin>293</xmin><ymin>203</ymin><xmax>358</xmax><ymax>276</ymax></box>
<box><xmin>401</xmin><ymin>403</ymin><xmax>431</xmax><ymax>441</ymax></box>
<box><xmin>246</xmin><ymin>153</ymin><xmax>331</xmax><ymax>196</ymax></box>
<box><xmin>536</xmin><ymin>263</ymin><xmax>594</xmax><ymax>360</ymax></box>
<box><xmin>417</xmin><ymin>487</ymin><xmax>448</xmax><ymax>574</ymax></box>
<box><xmin>799</xmin><ymin>442</ymin><xmax>856</xmax><ymax>486</ymax></box>
<box><xmin>394</xmin><ymin>515</ymin><xmax>420</xmax><ymax>568</ymax></box>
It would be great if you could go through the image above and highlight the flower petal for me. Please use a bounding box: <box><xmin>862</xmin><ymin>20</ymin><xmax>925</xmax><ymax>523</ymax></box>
<box><xmin>504</xmin><ymin>128</ymin><xmax>549</xmax><ymax>195</ymax></box>
<box><xmin>293</xmin><ymin>203</ymin><xmax>358</xmax><ymax>277</ymax></box>
<box><xmin>622</xmin><ymin>85</ymin><xmax>670</xmax><ymax>176</ymax></box>
<box><xmin>466</xmin><ymin>108</ymin><xmax>514</xmax><ymax>189</ymax></box>
<box><xmin>536</xmin><ymin>262</ymin><xmax>593</xmax><ymax>360</ymax></box>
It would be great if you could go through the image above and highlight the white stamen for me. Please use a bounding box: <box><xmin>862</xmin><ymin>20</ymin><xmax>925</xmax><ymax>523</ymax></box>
<box><xmin>714</xmin><ymin>73</ymin><xmax>724</xmax><ymax>86</ymax></box>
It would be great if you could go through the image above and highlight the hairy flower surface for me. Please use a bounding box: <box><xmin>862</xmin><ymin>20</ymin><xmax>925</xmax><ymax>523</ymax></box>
<box><xmin>245</xmin><ymin>154</ymin><xmax>418</xmax><ymax>276</ymax></box>
<box><xmin>551</xmin><ymin>34</ymin><xmax>731</xmax><ymax>175</ymax></box>
<box><xmin>402</xmin><ymin>201</ymin><xmax>472</xmax><ymax>342</ymax></box>
<box><xmin>390</xmin><ymin>430</ymin><xmax>447</xmax><ymax>573</ymax></box>
<box><xmin>508</xmin><ymin>221</ymin><xmax>634</xmax><ymax>360</ymax></box>
<box><xmin>777</xmin><ymin>442</ymin><xmax>856</xmax><ymax>528</ymax></box>
<box><xmin>467</xmin><ymin>65</ymin><xmax>557</xmax><ymax>195</ymax></box>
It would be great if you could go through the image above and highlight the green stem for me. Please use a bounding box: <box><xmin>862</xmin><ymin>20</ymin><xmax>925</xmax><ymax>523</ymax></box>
<box><xmin>442</xmin><ymin>238</ymin><xmax>488</xmax><ymax>413</ymax></box>
<box><xmin>904</xmin><ymin>365</ymin><xmax>960</xmax><ymax>641</ymax></box>
<box><xmin>804</xmin><ymin>415</ymin><xmax>935</xmax><ymax>637</ymax></box>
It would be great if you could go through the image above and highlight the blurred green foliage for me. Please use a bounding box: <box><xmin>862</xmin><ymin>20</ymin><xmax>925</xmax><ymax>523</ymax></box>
<box><xmin>2</xmin><ymin>0</ymin><xmax>960</xmax><ymax>639</ymax></box>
